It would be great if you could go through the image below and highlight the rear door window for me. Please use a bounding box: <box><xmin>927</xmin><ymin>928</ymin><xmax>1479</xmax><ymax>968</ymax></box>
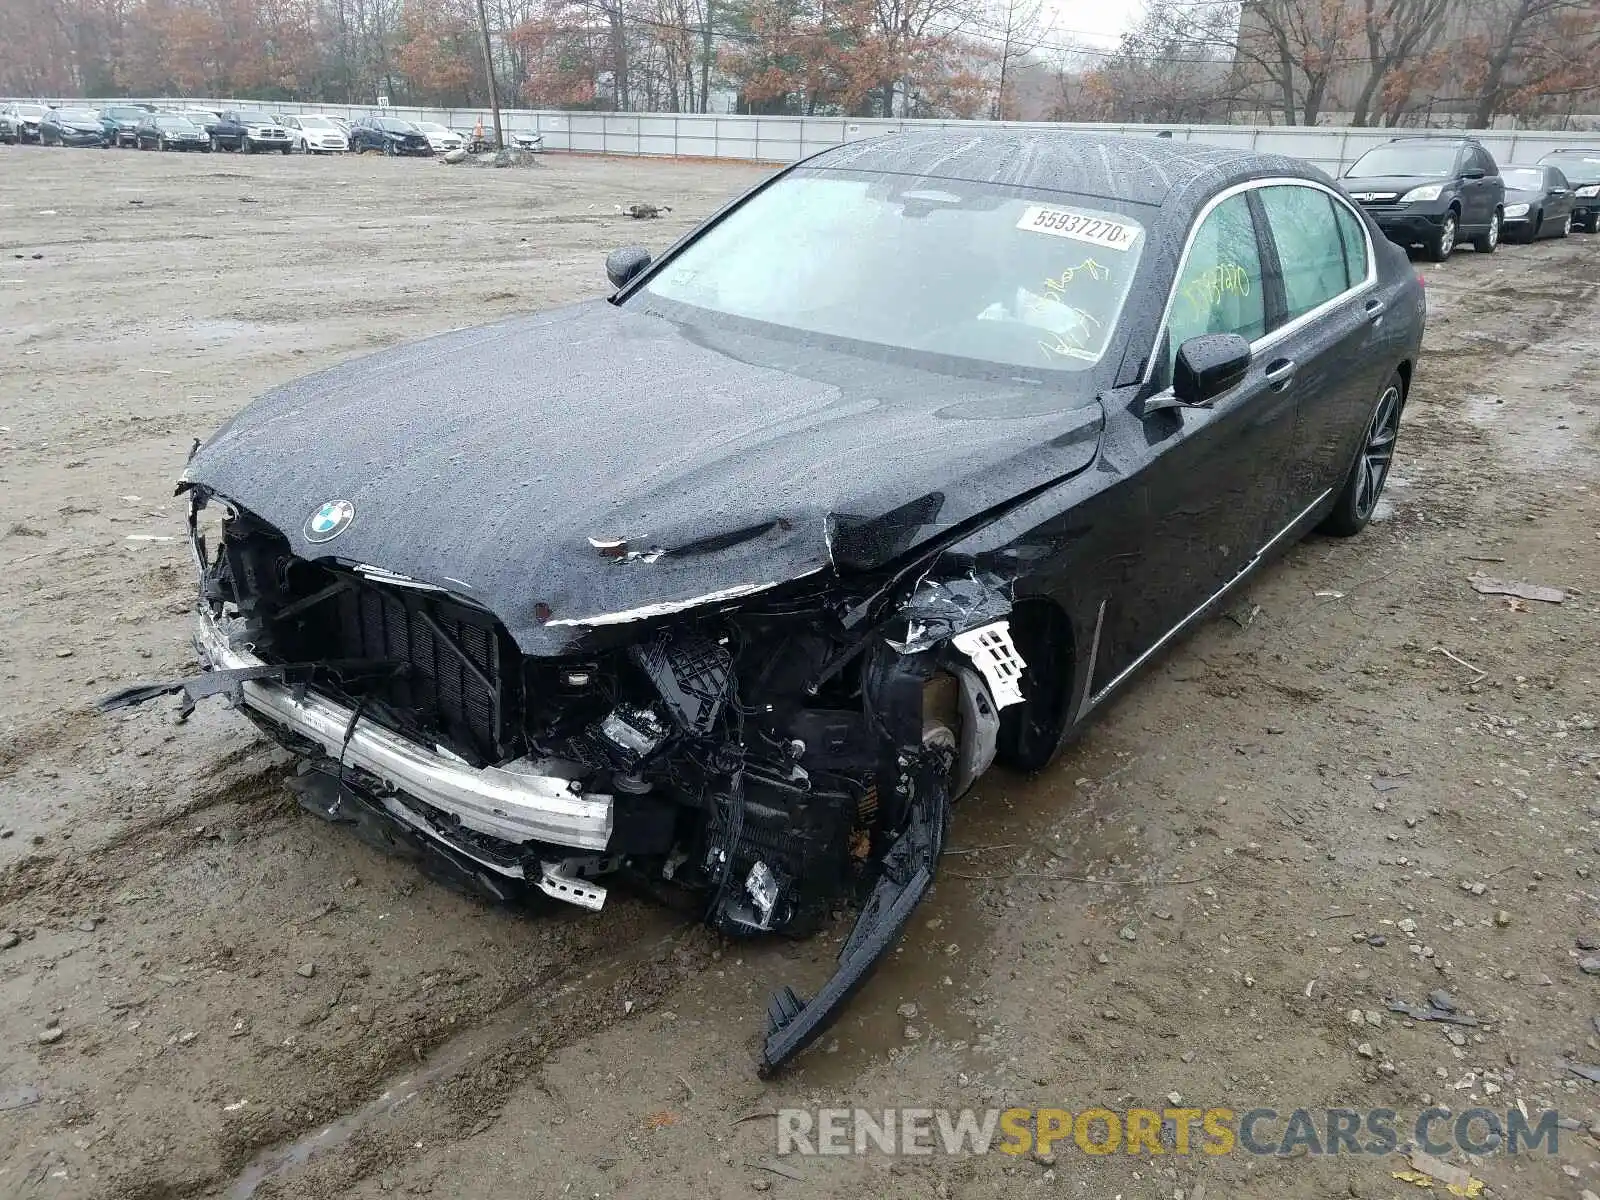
<box><xmin>1331</xmin><ymin>200</ymin><xmax>1369</xmax><ymax>289</ymax></box>
<box><xmin>1258</xmin><ymin>184</ymin><xmax>1356</xmax><ymax>323</ymax></box>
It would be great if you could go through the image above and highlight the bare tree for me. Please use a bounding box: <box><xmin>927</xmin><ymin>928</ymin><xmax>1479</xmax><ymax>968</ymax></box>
<box><xmin>983</xmin><ymin>0</ymin><xmax>1046</xmax><ymax>118</ymax></box>
<box><xmin>1348</xmin><ymin>0</ymin><xmax>1456</xmax><ymax>125</ymax></box>
<box><xmin>1465</xmin><ymin>0</ymin><xmax>1600</xmax><ymax>126</ymax></box>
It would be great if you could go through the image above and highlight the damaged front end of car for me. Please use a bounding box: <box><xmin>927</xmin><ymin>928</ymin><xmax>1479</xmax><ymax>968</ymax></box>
<box><xmin>102</xmin><ymin>483</ymin><xmax>1030</xmax><ymax>1074</ymax></box>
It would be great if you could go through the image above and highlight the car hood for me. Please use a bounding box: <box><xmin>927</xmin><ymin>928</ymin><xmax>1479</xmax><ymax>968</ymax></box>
<box><xmin>185</xmin><ymin>301</ymin><xmax>1104</xmax><ymax>655</ymax></box>
<box><xmin>1342</xmin><ymin>175</ymin><xmax>1450</xmax><ymax>195</ymax></box>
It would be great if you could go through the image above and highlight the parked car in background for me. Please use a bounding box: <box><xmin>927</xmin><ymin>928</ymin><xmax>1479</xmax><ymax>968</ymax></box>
<box><xmin>100</xmin><ymin>103</ymin><xmax>154</xmax><ymax>147</ymax></box>
<box><xmin>40</xmin><ymin>107</ymin><xmax>108</xmax><ymax>147</ymax></box>
<box><xmin>136</xmin><ymin>114</ymin><xmax>210</xmax><ymax>151</ymax></box>
<box><xmin>279</xmin><ymin>114</ymin><xmax>348</xmax><ymax>154</ymax></box>
<box><xmin>123</xmin><ymin>130</ymin><xmax>1426</xmax><ymax>1076</ymax></box>
<box><xmin>1343</xmin><ymin>136</ymin><xmax>1505</xmax><ymax>261</ymax></box>
<box><xmin>1</xmin><ymin>102</ymin><xmax>48</xmax><ymax>144</ymax></box>
<box><xmin>1537</xmin><ymin>148</ymin><xmax>1600</xmax><ymax>232</ymax></box>
<box><xmin>348</xmin><ymin>115</ymin><xmax>433</xmax><ymax>156</ymax></box>
<box><xmin>206</xmin><ymin>110</ymin><xmax>293</xmax><ymax>154</ymax></box>
<box><xmin>1499</xmin><ymin>165</ymin><xmax>1576</xmax><ymax>241</ymax></box>
<box><xmin>413</xmin><ymin>121</ymin><xmax>465</xmax><ymax>154</ymax></box>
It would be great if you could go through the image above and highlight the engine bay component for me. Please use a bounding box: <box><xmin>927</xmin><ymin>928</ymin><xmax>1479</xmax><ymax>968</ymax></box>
<box><xmin>632</xmin><ymin>630</ymin><xmax>733</xmax><ymax>734</ymax></box>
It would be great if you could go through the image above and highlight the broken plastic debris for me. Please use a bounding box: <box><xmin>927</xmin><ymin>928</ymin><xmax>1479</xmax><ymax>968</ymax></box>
<box><xmin>886</xmin><ymin>572</ymin><xmax>1013</xmax><ymax>654</ymax></box>
<box><xmin>1386</xmin><ymin>998</ymin><xmax>1480</xmax><ymax>1026</ymax></box>
<box><xmin>1393</xmin><ymin>1148</ymin><xmax>1484</xmax><ymax>1196</ymax></box>
<box><xmin>745</xmin><ymin>861</ymin><xmax>780</xmax><ymax>928</ymax></box>
<box><xmin>951</xmin><ymin>622</ymin><xmax>1026</xmax><ymax>708</ymax></box>
<box><xmin>1469</xmin><ymin>575</ymin><xmax>1565</xmax><ymax>604</ymax></box>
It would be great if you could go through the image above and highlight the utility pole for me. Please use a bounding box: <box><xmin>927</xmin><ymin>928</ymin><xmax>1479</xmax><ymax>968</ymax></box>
<box><xmin>475</xmin><ymin>0</ymin><xmax>504</xmax><ymax>149</ymax></box>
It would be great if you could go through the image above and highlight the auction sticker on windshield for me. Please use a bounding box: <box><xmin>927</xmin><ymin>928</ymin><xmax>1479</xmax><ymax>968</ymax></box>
<box><xmin>1017</xmin><ymin>205</ymin><xmax>1141</xmax><ymax>251</ymax></box>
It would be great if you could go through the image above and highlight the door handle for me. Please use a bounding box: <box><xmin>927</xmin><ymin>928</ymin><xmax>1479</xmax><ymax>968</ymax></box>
<box><xmin>1364</xmin><ymin>298</ymin><xmax>1386</xmax><ymax>323</ymax></box>
<box><xmin>1264</xmin><ymin>358</ymin><xmax>1297</xmax><ymax>390</ymax></box>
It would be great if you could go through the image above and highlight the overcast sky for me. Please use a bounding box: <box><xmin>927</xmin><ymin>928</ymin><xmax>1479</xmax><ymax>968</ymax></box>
<box><xmin>1038</xmin><ymin>0</ymin><xmax>1146</xmax><ymax>52</ymax></box>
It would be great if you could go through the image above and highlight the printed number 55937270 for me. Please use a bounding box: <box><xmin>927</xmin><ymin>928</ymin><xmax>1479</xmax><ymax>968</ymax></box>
<box><xmin>1016</xmin><ymin>205</ymin><xmax>1139</xmax><ymax>252</ymax></box>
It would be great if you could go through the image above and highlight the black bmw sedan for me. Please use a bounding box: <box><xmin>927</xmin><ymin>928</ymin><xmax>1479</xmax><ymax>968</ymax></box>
<box><xmin>40</xmin><ymin>107</ymin><xmax>108</xmax><ymax>147</ymax></box>
<box><xmin>108</xmin><ymin>130</ymin><xmax>1426</xmax><ymax>1076</ymax></box>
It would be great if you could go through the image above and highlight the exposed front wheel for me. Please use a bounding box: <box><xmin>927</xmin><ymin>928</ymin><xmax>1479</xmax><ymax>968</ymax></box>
<box><xmin>1559</xmin><ymin>212</ymin><xmax>1573</xmax><ymax>237</ymax></box>
<box><xmin>1425</xmin><ymin>213</ymin><xmax>1457</xmax><ymax>262</ymax></box>
<box><xmin>1472</xmin><ymin>210</ymin><xmax>1501</xmax><ymax>253</ymax></box>
<box><xmin>1319</xmin><ymin>373</ymin><xmax>1404</xmax><ymax>538</ymax></box>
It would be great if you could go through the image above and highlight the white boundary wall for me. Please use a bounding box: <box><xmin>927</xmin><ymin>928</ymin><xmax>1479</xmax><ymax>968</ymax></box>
<box><xmin>80</xmin><ymin>103</ymin><xmax>1600</xmax><ymax>174</ymax></box>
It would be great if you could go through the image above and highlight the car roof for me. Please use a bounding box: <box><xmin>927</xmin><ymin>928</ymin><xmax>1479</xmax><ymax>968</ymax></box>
<box><xmin>806</xmin><ymin>128</ymin><xmax>1327</xmax><ymax>210</ymax></box>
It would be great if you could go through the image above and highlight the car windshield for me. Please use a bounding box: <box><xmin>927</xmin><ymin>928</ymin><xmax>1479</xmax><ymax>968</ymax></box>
<box><xmin>416</xmin><ymin>122</ymin><xmax>448</xmax><ymax>133</ymax></box>
<box><xmin>1347</xmin><ymin>144</ymin><xmax>1460</xmax><ymax>178</ymax></box>
<box><xmin>300</xmin><ymin>116</ymin><xmax>335</xmax><ymax>129</ymax></box>
<box><xmin>57</xmin><ymin>109</ymin><xmax>97</xmax><ymax>122</ymax></box>
<box><xmin>1540</xmin><ymin>151</ymin><xmax>1600</xmax><ymax>183</ymax></box>
<box><xmin>380</xmin><ymin>118</ymin><xmax>415</xmax><ymax>132</ymax></box>
<box><xmin>1501</xmin><ymin>168</ymin><xmax>1545</xmax><ymax>189</ymax></box>
<box><xmin>637</xmin><ymin>169</ymin><xmax>1149</xmax><ymax>372</ymax></box>
<box><xmin>108</xmin><ymin>107</ymin><xmax>143</xmax><ymax>119</ymax></box>
<box><xmin>17</xmin><ymin>105</ymin><xmax>46</xmax><ymax>118</ymax></box>
<box><xmin>156</xmin><ymin>117</ymin><xmax>194</xmax><ymax>129</ymax></box>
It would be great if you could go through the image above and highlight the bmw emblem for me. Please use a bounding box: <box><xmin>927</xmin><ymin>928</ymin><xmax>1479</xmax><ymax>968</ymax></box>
<box><xmin>304</xmin><ymin>499</ymin><xmax>355</xmax><ymax>543</ymax></box>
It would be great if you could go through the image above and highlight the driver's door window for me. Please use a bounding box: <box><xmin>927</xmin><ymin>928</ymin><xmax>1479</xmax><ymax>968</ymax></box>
<box><xmin>1165</xmin><ymin>193</ymin><xmax>1267</xmax><ymax>375</ymax></box>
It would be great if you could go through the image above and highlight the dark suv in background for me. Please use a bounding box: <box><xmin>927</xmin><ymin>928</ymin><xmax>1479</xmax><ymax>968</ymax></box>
<box><xmin>1343</xmin><ymin>136</ymin><xmax>1505</xmax><ymax>261</ymax></box>
<box><xmin>1537</xmin><ymin>148</ymin><xmax>1600</xmax><ymax>232</ymax></box>
<box><xmin>348</xmin><ymin>115</ymin><xmax>434</xmax><ymax>156</ymax></box>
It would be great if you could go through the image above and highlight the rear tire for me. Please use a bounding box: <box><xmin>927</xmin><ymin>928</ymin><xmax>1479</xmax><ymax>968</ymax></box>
<box><xmin>1588</xmin><ymin>213</ymin><xmax>1600</xmax><ymax>234</ymax></box>
<box><xmin>1471</xmin><ymin>209</ymin><xmax>1501</xmax><ymax>254</ymax></box>
<box><xmin>1319</xmin><ymin>372</ymin><xmax>1404</xmax><ymax>538</ymax></box>
<box><xmin>1425</xmin><ymin>212</ymin><xmax>1458</xmax><ymax>262</ymax></box>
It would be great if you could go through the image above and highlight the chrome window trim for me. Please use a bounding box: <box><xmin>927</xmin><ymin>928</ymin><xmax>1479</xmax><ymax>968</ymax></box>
<box><xmin>1142</xmin><ymin>176</ymin><xmax>1379</xmax><ymax>390</ymax></box>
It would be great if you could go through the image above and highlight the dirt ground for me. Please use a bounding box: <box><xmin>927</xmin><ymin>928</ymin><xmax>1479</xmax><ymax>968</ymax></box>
<box><xmin>1</xmin><ymin>145</ymin><xmax>1598</xmax><ymax>1200</ymax></box>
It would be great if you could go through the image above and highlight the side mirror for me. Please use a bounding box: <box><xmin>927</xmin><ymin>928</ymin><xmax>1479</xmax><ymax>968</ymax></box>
<box><xmin>606</xmin><ymin>246</ymin><xmax>652</xmax><ymax>290</ymax></box>
<box><xmin>1148</xmin><ymin>333</ymin><xmax>1251</xmax><ymax>411</ymax></box>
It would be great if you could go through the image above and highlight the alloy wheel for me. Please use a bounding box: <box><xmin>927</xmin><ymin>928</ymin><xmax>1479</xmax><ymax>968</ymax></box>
<box><xmin>1487</xmin><ymin>212</ymin><xmax>1500</xmax><ymax>248</ymax></box>
<box><xmin>1439</xmin><ymin>216</ymin><xmax>1456</xmax><ymax>257</ymax></box>
<box><xmin>1563</xmin><ymin>213</ymin><xmax>1572</xmax><ymax>236</ymax></box>
<box><xmin>1355</xmin><ymin>385</ymin><xmax>1401</xmax><ymax>519</ymax></box>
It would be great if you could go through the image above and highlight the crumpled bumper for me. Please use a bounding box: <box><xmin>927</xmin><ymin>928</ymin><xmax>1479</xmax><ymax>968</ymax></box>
<box><xmin>194</xmin><ymin>606</ymin><xmax>613</xmax><ymax>851</ymax></box>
